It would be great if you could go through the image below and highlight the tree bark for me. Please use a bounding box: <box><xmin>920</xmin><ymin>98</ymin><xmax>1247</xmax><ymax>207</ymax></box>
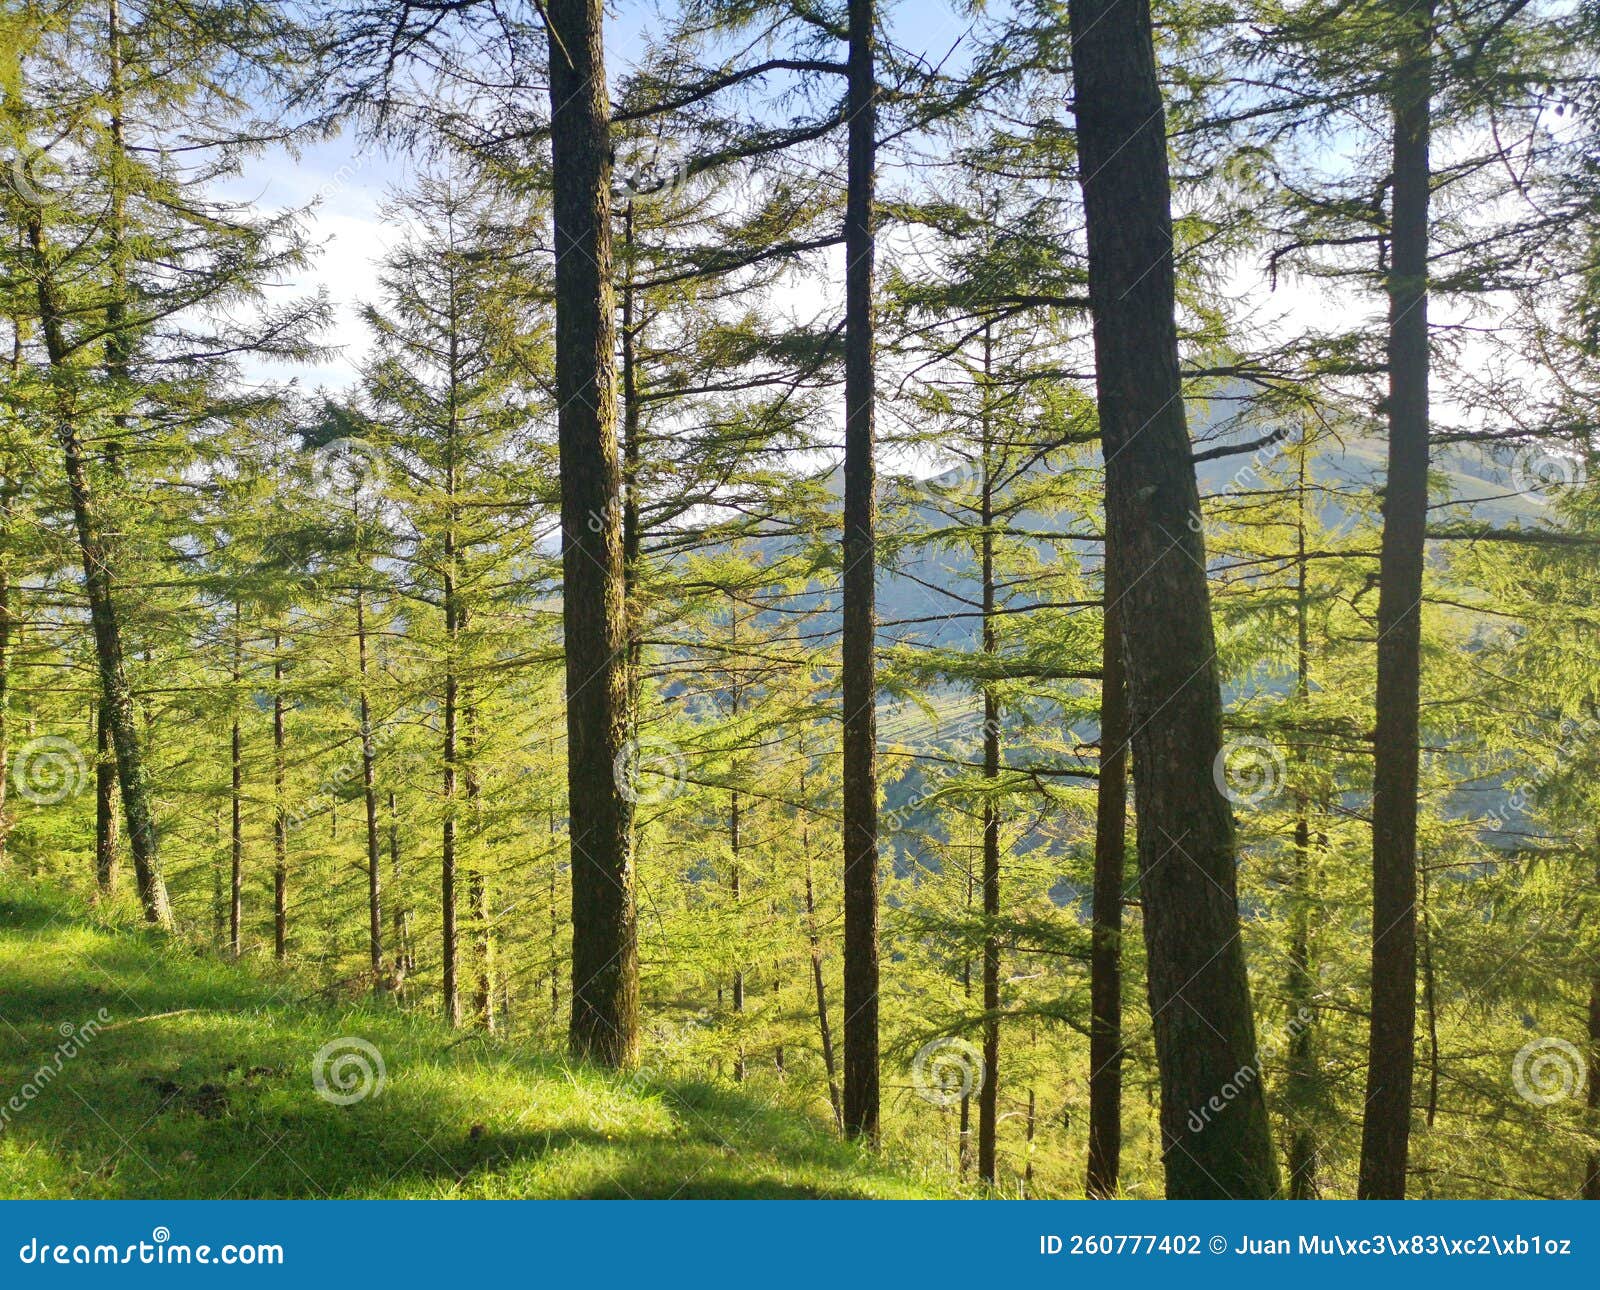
<box><xmin>1359</xmin><ymin>0</ymin><xmax>1434</xmax><ymax>1200</ymax></box>
<box><xmin>229</xmin><ymin>609</ymin><xmax>243</xmax><ymax>958</ymax></box>
<box><xmin>273</xmin><ymin>635</ymin><xmax>287</xmax><ymax>961</ymax></box>
<box><xmin>804</xmin><ymin>850</ymin><xmax>843</xmax><ymax>1130</ymax></box>
<box><xmin>1066</xmin><ymin>0</ymin><xmax>1277</xmax><ymax>1198</ymax></box>
<box><xmin>977</xmin><ymin>356</ymin><xmax>1001</xmax><ymax>1185</ymax></box>
<box><xmin>1086</xmin><ymin>545</ymin><xmax>1128</xmax><ymax>1197</ymax></box>
<box><xmin>355</xmin><ymin>587</ymin><xmax>382</xmax><ymax>988</ymax></box>
<box><xmin>95</xmin><ymin>697</ymin><xmax>119</xmax><ymax>897</ymax></box>
<box><xmin>840</xmin><ymin>0</ymin><xmax>881</xmax><ymax>1144</ymax></box>
<box><xmin>547</xmin><ymin>0</ymin><xmax>638</xmax><ymax>1068</ymax></box>
<box><xmin>27</xmin><ymin>216</ymin><xmax>171</xmax><ymax>928</ymax></box>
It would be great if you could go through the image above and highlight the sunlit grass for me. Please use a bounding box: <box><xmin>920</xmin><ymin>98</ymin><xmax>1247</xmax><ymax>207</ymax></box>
<box><xmin>0</xmin><ymin>883</ymin><xmax>933</xmax><ymax>1199</ymax></box>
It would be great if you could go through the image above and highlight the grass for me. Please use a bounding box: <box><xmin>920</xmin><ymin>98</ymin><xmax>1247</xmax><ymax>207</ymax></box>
<box><xmin>0</xmin><ymin>883</ymin><xmax>934</xmax><ymax>1199</ymax></box>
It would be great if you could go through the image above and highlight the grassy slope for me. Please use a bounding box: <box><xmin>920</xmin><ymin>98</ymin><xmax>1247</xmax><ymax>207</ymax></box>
<box><xmin>0</xmin><ymin>885</ymin><xmax>933</xmax><ymax>1199</ymax></box>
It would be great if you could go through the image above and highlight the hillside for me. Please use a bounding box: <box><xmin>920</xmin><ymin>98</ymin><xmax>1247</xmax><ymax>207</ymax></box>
<box><xmin>0</xmin><ymin>884</ymin><xmax>933</xmax><ymax>1200</ymax></box>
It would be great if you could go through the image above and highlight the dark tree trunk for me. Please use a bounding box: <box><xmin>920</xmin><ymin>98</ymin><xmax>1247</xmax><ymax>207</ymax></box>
<box><xmin>547</xmin><ymin>0</ymin><xmax>637</xmax><ymax>1068</ymax></box>
<box><xmin>229</xmin><ymin>612</ymin><xmax>243</xmax><ymax>958</ymax></box>
<box><xmin>355</xmin><ymin>588</ymin><xmax>383</xmax><ymax>988</ymax></box>
<box><xmin>389</xmin><ymin>790</ymin><xmax>412</xmax><ymax>981</ymax></box>
<box><xmin>840</xmin><ymin>0</ymin><xmax>881</xmax><ymax>1145</ymax></box>
<box><xmin>95</xmin><ymin>696</ymin><xmax>119</xmax><ymax>897</ymax></box>
<box><xmin>28</xmin><ymin>217</ymin><xmax>171</xmax><ymax>929</ymax></box>
<box><xmin>1086</xmin><ymin>545</ymin><xmax>1128</xmax><ymax>1198</ymax></box>
<box><xmin>1359</xmin><ymin>0</ymin><xmax>1434</xmax><ymax>1201</ymax></box>
<box><xmin>1586</xmin><ymin>952</ymin><xmax>1600</xmax><ymax>1199</ymax></box>
<box><xmin>731</xmin><ymin>786</ymin><xmax>745</xmax><ymax>1082</ymax></box>
<box><xmin>1286</xmin><ymin>459</ymin><xmax>1321</xmax><ymax>1199</ymax></box>
<box><xmin>1066</xmin><ymin>0</ymin><xmax>1277</xmax><ymax>1198</ymax></box>
<box><xmin>273</xmin><ymin>636</ymin><xmax>287</xmax><ymax>961</ymax></box>
<box><xmin>442</xmin><ymin>566</ymin><xmax>461</xmax><ymax>1028</ymax></box>
<box><xmin>0</xmin><ymin>485</ymin><xmax>11</xmax><ymax>871</ymax></box>
<box><xmin>804</xmin><ymin>851</ymin><xmax>843</xmax><ymax>1130</ymax></box>
<box><xmin>977</xmin><ymin>380</ymin><xmax>1001</xmax><ymax>1185</ymax></box>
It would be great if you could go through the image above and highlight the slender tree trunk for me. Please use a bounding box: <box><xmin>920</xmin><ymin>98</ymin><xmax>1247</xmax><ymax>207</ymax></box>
<box><xmin>1286</xmin><ymin>455</ymin><xmax>1321</xmax><ymax>1199</ymax></box>
<box><xmin>731</xmin><ymin>786</ymin><xmax>745</xmax><ymax>1082</ymax></box>
<box><xmin>273</xmin><ymin>635</ymin><xmax>287</xmax><ymax>961</ymax></box>
<box><xmin>1585</xmin><ymin>942</ymin><xmax>1600</xmax><ymax>1199</ymax></box>
<box><xmin>389</xmin><ymin>790</ymin><xmax>412</xmax><ymax>979</ymax></box>
<box><xmin>229</xmin><ymin>608</ymin><xmax>243</xmax><ymax>958</ymax></box>
<box><xmin>442</xmin><ymin>563</ymin><xmax>461</xmax><ymax>1028</ymax></box>
<box><xmin>1359</xmin><ymin>0</ymin><xmax>1434</xmax><ymax>1200</ymax></box>
<box><xmin>0</xmin><ymin>481</ymin><xmax>12</xmax><ymax>871</ymax></box>
<box><xmin>547</xmin><ymin>0</ymin><xmax>637</xmax><ymax>1068</ymax></box>
<box><xmin>1086</xmin><ymin>543</ymin><xmax>1128</xmax><ymax>1197</ymax></box>
<box><xmin>804</xmin><ymin>848</ymin><xmax>843</xmax><ymax>1130</ymax></box>
<box><xmin>27</xmin><ymin>216</ymin><xmax>171</xmax><ymax>928</ymax></box>
<box><xmin>840</xmin><ymin>0</ymin><xmax>881</xmax><ymax>1144</ymax></box>
<box><xmin>464</xmin><ymin>695</ymin><xmax>494</xmax><ymax>1033</ymax></box>
<box><xmin>95</xmin><ymin>697</ymin><xmax>119</xmax><ymax>896</ymax></box>
<box><xmin>1066</xmin><ymin>0</ymin><xmax>1277</xmax><ymax>1198</ymax></box>
<box><xmin>977</xmin><ymin>379</ymin><xmax>1001</xmax><ymax>1184</ymax></box>
<box><xmin>355</xmin><ymin>588</ymin><xmax>383</xmax><ymax>988</ymax></box>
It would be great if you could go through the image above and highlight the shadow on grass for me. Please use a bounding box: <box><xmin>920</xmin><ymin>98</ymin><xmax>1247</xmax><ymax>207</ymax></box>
<box><xmin>0</xmin><ymin>887</ymin><xmax>909</xmax><ymax>1200</ymax></box>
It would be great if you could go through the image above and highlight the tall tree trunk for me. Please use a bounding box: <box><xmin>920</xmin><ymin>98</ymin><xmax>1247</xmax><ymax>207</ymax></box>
<box><xmin>95</xmin><ymin>697</ymin><xmax>119</xmax><ymax>896</ymax></box>
<box><xmin>1286</xmin><ymin>459</ymin><xmax>1320</xmax><ymax>1198</ymax></box>
<box><xmin>1359</xmin><ymin>0</ymin><xmax>1434</xmax><ymax>1200</ymax></box>
<box><xmin>0</xmin><ymin>480</ymin><xmax>12</xmax><ymax>871</ymax></box>
<box><xmin>273</xmin><ymin>635</ymin><xmax>287</xmax><ymax>961</ymax></box>
<box><xmin>1585</xmin><ymin>944</ymin><xmax>1600</xmax><ymax>1199</ymax></box>
<box><xmin>547</xmin><ymin>0</ymin><xmax>637</xmax><ymax>1068</ymax></box>
<box><xmin>1066</xmin><ymin>0</ymin><xmax>1277</xmax><ymax>1198</ymax></box>
<box><xmin>442</xmin><ymin>562</ymin><xmax>461</xmax><ymax>1028</ymax></box>
<box><xmin>804</xmin><ymin>848</ymin><xmax>843</xmax><ymax>1130</ymax></box>
<box><xmin>27</xmin><ymin>216</ymin><xmax>171</xmax><ymax>928</ymax></box>
<box><xmin>229</xmin><ymin>609</ymin><xmax>243</xmax><ymax>958</ymax></box>
<box><xmin>977</xmin><ymin>364</ymin><xmax>1001</xmax><ymax>1184</ymax></box>
<box><xmin>1086</xmin><ymin>544</ymin><xmax>1128</xmax><ymax>1197</ymax></box>
<box><xmin>355</xmin><ymin>588</ymin><xmax>383</xmax><ymax>988</ymax></box>
<box><xmin>731</xmin><ymin>786</ymin><xmax>745</xmax><ymax>1082</ymax></box>
<box><xmin>464</xmin><ymin>695</ymin><xmax>494</xmax><ymax>1032</ymax></box>
<box><xmin>840</xmin><ymin>0</ymin><xmax>881</xmax><ymax>1144</ymax></box>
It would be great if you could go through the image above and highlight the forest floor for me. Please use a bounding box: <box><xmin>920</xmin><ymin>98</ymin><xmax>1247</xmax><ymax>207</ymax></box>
<box><xmin>0</xmin><ymin>883</ymin><xmax>932</xmax><ymax>1199</ymax></box>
